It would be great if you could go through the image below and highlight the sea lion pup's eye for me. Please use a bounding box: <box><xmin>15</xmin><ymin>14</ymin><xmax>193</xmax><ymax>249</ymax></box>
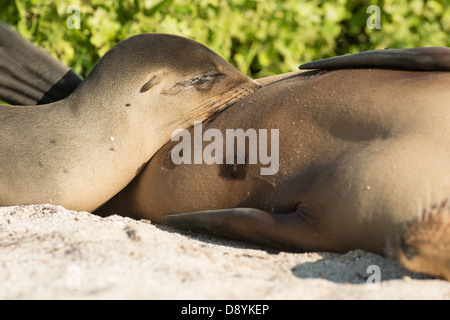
<box><xmin>188</xmin><ymin>73</ymin><xmax>225</xmax><ymax>89</ymax></box>
<box><xmin>190</xmin><ymin>75</ymin><xmax>218</xmax><ymax>85</ymax></box>
<box><xmin>161</xmin><ymin>73</ymin><xmax>225</xmax><ymax>95</ymax></box>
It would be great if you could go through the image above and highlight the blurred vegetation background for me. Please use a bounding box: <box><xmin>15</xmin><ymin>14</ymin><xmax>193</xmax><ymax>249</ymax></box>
<box><xmin>0</xmin><ymin>0</ymin><xmax>449</xmax><ymax>79</ymax></box>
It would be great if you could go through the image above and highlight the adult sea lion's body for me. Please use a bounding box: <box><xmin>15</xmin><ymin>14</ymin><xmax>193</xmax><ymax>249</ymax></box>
<box><xmin>1</xmin><ymin>23</ymin><xmax>449</xmax><ymax>279</ymax></box>
<box><xmin>0</xmin><ymin>24</ymin><xmax>258</xmax><ymax>211</ymax></box>
<box><xmin>99</xmin><ymin>48</ymin><xmax>450</xmax><ymax>279</ymax></box>
<box><xmin>117</xmin><ymin>67</ymin><xmax>450</xmax><ymax>253</ymax></box>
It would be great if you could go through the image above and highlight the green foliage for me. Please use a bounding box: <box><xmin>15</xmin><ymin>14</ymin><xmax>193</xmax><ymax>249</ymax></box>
<box><xmin>1</xmin><ymin>0</ymin><xmax>449</xmax><ymax>79</ymax></box>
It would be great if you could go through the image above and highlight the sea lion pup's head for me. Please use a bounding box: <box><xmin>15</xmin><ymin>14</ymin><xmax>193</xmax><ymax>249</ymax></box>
<box><xmin>75</xmin><ymin>33</ymin><xmax>259</xmax><ymax>128</ymax></box>
<box><xmin>396</xmin><ymin>200</ymin><xmax>450</xmax><ymax>281</ymax></box>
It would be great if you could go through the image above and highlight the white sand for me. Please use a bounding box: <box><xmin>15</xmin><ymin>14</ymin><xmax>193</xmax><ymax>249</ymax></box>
<box><xmin>1</xmin><ymin>204</ymin><xmax>449</xmax><ymax>299</ymax></box>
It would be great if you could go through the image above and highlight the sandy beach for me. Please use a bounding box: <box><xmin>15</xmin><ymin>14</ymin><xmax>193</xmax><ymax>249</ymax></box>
<box><xmin>1</xmin><ymin>204</ymin><xmax>449</xmax><ymax>300</ymax></box>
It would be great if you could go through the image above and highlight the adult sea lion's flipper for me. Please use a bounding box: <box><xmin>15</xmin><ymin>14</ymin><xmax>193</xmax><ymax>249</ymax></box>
<box><xmin>396</xmin><ymin>200</ymin><xmax>450</xmax><ymax>281</ymax></box>
<box><xmin>0</xmin><ymin>21</ymin><xmax>81</xmax><ymax>105</ymax></box>
<box><xmin>299</xmin><ymin>47</ymin><xmax>450</xmax><ymax>71</ymax></box>
<box><xmin>162</xmin><ymin>208</ymin><xmax>331</xmax><ymax>252</ymax></box>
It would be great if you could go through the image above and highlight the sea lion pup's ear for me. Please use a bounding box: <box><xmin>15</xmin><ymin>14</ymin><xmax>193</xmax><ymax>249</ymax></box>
<box><xmin>162</xmin><ymin>207</ymin><xmax>332</xmax><ymax>252</ymax></box>
<box><xmin>140</xmin><ymin>75</ymin><xmax>161</xmax><ymax>93</ymax></box>
<box><xmin>0</xmin><ymin>21</ymin><xmax>82</xmax><ymax>105</ymax></box>
<box><xmin>396</xmin><ymin>200</ymin><xmax>450</xmax><ymax>281</ymax></box>
<box><xmin>299</xmin><ymin>47</ymin><xmax>450</xmax><ymax>71</ymax></box>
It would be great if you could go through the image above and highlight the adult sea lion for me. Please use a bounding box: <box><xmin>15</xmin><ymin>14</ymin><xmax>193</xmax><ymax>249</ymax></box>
<box><xmin>1</xmin><ymin>24</ymin><xmax>449</xmax><ymax>280</ymax></box>
<box><xmin>0</xmin><ymin>21</ymin><xmax>82</xmax><ymax>105</ymax></box>
<box><xmin>102</xmin><ymin>48</ymin><xmax>450</xmax><ymax>280</ymax></box>
<box><xmin>0</xmin><ymin>22</ymin><xmax>259</xmax><ymax>212</ymax></box>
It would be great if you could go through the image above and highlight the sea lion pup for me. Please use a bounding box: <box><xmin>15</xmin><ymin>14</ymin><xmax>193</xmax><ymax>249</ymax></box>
<box><xmin>1</xmin><ymin>24</ymin><xmax>449</xmax><ymax>280</ymax></box>
<box><xmin>0</xmin><ymin>22</ymin><xmax>259</xmax><ymax>211</ymax></box>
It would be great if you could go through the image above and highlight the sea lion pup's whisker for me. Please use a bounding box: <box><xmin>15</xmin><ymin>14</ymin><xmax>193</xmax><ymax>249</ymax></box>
<box><xmin>199</xmin><ymin>88</ymin><xmax>253</xmax><ymax>119</ymax></box>
<box><xmin>157</xmin><ymin>83</ymin><xmax>257</xmax><ymax>133</ymax></box>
